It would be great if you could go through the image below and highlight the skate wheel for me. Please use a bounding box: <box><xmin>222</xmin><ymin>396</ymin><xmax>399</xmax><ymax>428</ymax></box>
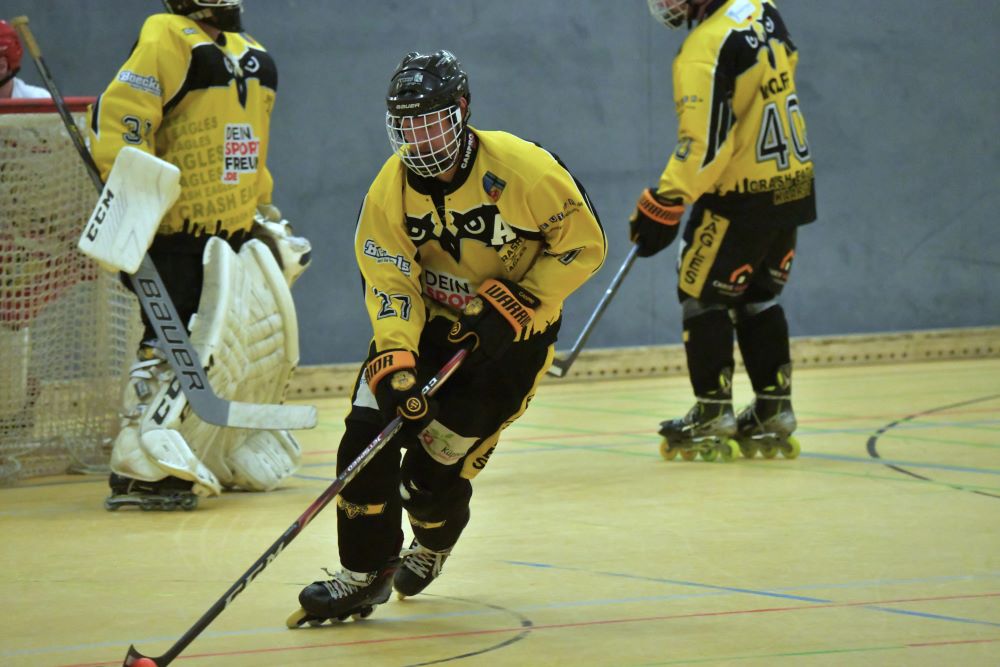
<box><xmin>760</xmin><ymin>443</ymin><xmax>778</xmax><ymax>459</ymax></box>
<box><xmin>396</xmin><ymin>591</ymin><xmax>409</xmax><ymax>600</ymax></box>
<box><xmin>700</xmin><ymin>446</ymin><xmax>719</xmax><ymax>462</ymax></box>
<box><xmin>180</xmin><ymin>496</ymin><xmax>198</xmax><ymax>511</ymax></box>
<box><xmin>738</xmin><ymin>441</ymin><xmax>758</xmax><ymax>459</ymax></box>
<box><xmin>679</xmin><ymin>449</ymin><xmax>698</xmax><ymax>462</ymax></box>
<box><xmin>286</xmin><ymin>607</ymin><xmax>309</xmax><ymax>629</ymax></box>
<box><xmin>104</xmin><ymin>499</ymin><xmax>120</xmax><ymax>511</ymax></box>
<box><xmin>658</xmin><ymin>439</ymin><xmax>678</xmax><ymax>461</ymax></box>
<box><xmin>781</xmin><ymin>436</ymin><xmax>801</xmax><ymax>459</ymax></box>
<box><xmin>352</xmin><ymin>606</ymin><xmax>375</xmax><ymax>620</ymax></box>
<box><xmin>720</xmin><ymin>440</ymin><xmax>738</xmax><ymax>462</ymax></box>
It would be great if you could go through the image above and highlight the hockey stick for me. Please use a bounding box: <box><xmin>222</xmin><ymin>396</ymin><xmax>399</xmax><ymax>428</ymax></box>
<box><xmin>12</xmin><ymin>16</ymin><xmax>316</xmax><ymax>430</ymax></box>
<box><xmin>120</xmin><ymin>347</ymin><xmax>469</xmax><ymax>667</ymax></box>
<box><xmin>547</xmin><ymin>244</ymin><xmax>639</xmax><ymax>378</ymax></box>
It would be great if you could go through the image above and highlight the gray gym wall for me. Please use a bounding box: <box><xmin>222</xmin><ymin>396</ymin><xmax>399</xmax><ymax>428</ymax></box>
<box><xmin>7</xmin><ymin>1</ymin><xmax>999</xmax><ymax>365</ymax></box>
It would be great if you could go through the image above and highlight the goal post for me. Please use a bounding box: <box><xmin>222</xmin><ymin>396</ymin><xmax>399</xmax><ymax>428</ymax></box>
<box><xmin>0</xmin><ymin>96</ymin><xmax>143</xmax><ymax>483</ymax></box>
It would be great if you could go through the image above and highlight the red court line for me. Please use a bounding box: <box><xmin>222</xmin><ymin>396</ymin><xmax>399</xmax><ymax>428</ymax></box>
<box><xmin>62</xmin><ymin>590</ymin><xmax>1000</xmax><ymax>666</ymax></box>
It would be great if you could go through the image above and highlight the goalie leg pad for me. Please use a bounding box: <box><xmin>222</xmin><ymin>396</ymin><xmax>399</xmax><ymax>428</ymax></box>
<box><xmin>176</xmin><ymin>238</ymin><xmax>301</xmax><ymax>488</ymax></box>
<box><xmin>110</xmin><ymin>343</ymin><xmax>215</xmax><ymax>489</ymax></box>
<box><xmin>227</xmin><ymin>429</ymin><xmax>302</xmax><ymax>491</ymax></box>
<box><xmin>139</xmin><ymin>429</ymin><xmax>222</xmax><ymax>496</ymax></box>
<box><xmin>110</xmin><ymin>426</ymin><xmax>221</xmax><ymax>497</ymax></box>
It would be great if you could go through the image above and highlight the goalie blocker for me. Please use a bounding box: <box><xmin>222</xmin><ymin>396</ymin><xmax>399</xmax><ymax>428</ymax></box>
<box><xmin>110</xmin><ymin>237</ymin><xmax>303</xmax><ymax>498</ymax></box>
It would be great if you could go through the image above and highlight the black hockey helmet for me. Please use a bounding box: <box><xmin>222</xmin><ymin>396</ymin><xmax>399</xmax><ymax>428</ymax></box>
<box><xmin>162</xmin><ymin>0</ymin><xmax>243</xmax><ymax>33</ymax></box>
<box><xmin>385</xmin><ymin>50</ymin><xmax>471</xmax><ymax>178</ymax></box>
<box><xmin>386</xmin><ymin>50</ymin><xmax>470</xmax><ymax>117</ymax></box>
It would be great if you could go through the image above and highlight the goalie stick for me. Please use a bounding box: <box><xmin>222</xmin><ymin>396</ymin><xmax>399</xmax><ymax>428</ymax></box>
<box><xmin>120</xmin><ymin>347</ymin><xmax>469</xmax><ymax>667</ymax></box>
<box><xmin>12</xmin><ymin>16</ymin><xmax>316</xmax><ymax>430</ymax></box>
<box><xmin>548</xmin><ymin>244</ymin><xmax>639</xmax><ymax>378</ymax></box>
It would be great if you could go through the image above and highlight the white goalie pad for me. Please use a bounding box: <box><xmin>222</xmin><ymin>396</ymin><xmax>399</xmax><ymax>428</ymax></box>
<box><xmin>110</xmin><ymin>237</ymin><xmax>302</xmax><ymax>493</ymax></box>
<box><xmin>179</xmin><ymin>237</ymin><xmax>302</xmax><ymax>489</ymax></box>
<box><xmin>228</xmin><ymin>429</ymin><xmax>302</xmax><ymax>492</ymax></box>
<box><xmin>110</xmin><ymin>425</ymin><xmax>222</xmax><ymax>497</ymax></box>
<box><xmin>78</xmin><ymin>147</ymin><xmax>181</xmax><ymax>274</ymax></box>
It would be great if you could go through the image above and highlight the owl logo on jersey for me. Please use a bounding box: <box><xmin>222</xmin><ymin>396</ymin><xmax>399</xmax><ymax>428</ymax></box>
<box><xmin>405</xmin><ymin>204</ymin><xmax>522</xmax><ymax>262</ymax></box>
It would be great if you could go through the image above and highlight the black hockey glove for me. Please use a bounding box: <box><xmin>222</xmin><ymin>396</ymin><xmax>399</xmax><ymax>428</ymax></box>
<box><xmin>447</xmin><ymin>278</ymin><xmax>541</xmax><ymax>368</ymax></box>
<box><xmin>629</xmin><ymin>188</ymin><xmax>683</xmax><ymax>257</ymax></box>
<box><xmin>366</xmin><ymin>350</ymin><xmax>437</xmax><ymax>437</ymax></box>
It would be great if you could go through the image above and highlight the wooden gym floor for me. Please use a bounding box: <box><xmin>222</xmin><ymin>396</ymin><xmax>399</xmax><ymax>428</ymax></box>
<box><xmin>1</xmin><ymin>358</ymin><xmax>998</xmax><ymax>666</ymax></box>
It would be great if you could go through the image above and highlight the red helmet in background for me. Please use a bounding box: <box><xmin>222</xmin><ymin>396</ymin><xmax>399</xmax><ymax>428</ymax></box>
<box><xmin>0</xmin><ymin>20</ymin><xmax>24</xmax><ymax>72</ymax></box>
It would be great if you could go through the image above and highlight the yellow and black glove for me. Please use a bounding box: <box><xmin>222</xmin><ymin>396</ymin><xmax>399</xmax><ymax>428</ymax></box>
<box><xmin>447</xmin><ymin>278</ymin><xmax>540</xmax><ymax>368</ymax></box>
<box><xmin>629</xmin><ymin>188</ymin><xmax>683</xmax><ymax>257</ymax></box>
<box><xmin>365</xmin><ymin>350</ymin><xmax>436</xmax><ymax>436</ymax></box>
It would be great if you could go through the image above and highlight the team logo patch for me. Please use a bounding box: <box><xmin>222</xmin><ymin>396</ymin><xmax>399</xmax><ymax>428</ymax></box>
<box><xmin>483</xmin><ymin>172</ymin><xmax>507</xmax><ymax>202</ymax></box>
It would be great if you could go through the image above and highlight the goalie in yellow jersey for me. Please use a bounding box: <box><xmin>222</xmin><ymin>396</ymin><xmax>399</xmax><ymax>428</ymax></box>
<box><xmin>91</xmin><ymin>0</ymin><xmax>311</xmax><ymax>511</ymax></box>
<box><xmin>632</xmin><ymin>0</ymin><xmax>816</xmax><ymax>462</ymax></box>
<box><xmin>289</xmin><ymin>49</ymin><xmax>607</xmax><ymax>626</ymax></box>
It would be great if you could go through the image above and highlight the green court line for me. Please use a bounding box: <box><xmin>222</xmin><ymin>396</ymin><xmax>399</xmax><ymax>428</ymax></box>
<box><xmin>878</xmin><ymin>430</ymin><xmax>1000</xmax><ymax>450</ymax></box>
<box><xmin>629</xmin><ymin>641</ymin><xmax>943</xmax><ymax>666</ymax></box>
<box><xmin>497</xmin><ymin>438</ymin><xmax>1000</xmax><ymax>493</ymax></box>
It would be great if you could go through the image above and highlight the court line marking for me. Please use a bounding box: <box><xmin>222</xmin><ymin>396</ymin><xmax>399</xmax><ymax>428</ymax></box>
<box><xmin>15</xmin><ymin>572</ymin><xmax>1000</xmax><ymax>662</ymax></box>
<box><xmin>867</xmin><ymin>394</ymin><xmax>1000</xmax><ymax>498</ymax></box>
<box><xmin>52</xmin><ymin>590</ymin><xmax>1000</xmax><ymax>667</ymax></box>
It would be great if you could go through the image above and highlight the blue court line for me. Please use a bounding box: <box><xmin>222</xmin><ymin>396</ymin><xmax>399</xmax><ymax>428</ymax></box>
<box><xmin>5</xmin><ymin>570</ymin><xmax>999</xmax><ymax>660</ymax></box>
<box><xmin>486</xmin><ymin>438</ymin><xmax>1000</xmax><ymax>477</ymax></box>
<box><xmin>801</xmin><ymin>451</ymin><xmax>1000</xmax><ymax>475</ymax></box>
<box><xmin>502</xmin><ymin>561</ymin><xmax>1000</xmax><ymax>628</ymax></box>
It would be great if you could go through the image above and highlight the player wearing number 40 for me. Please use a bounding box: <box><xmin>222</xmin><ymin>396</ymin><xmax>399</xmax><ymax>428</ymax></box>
<box><xmin>631</xmin><ymin>0</ymin><xmax>817</xmax><ymax>462</ymax></box>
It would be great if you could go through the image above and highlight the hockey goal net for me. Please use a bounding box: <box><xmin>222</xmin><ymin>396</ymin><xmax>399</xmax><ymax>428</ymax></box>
<box><xmin>0</xmin><ymin>97</ymin><xmax>142</xmax><ymax>483</ymax></box>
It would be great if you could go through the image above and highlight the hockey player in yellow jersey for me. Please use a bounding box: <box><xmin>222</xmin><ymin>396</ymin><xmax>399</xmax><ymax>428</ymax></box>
<box><xmin>289</xmin><ymin>49</ymin><xmax>607</xmax><ymax>625</ymax></box>
<box><xmin>633</xmin><ymin>0</ymin><xmax>816</xmax><ymax>462</ymax></box>
<box><xmin>92</xmin><ymin>0</ymin><xmax>310</xmax><ymax>510</ymax></box>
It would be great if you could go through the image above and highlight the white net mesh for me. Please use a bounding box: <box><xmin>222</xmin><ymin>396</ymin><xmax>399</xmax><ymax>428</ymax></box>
<box><xmin>0</xmin><ymin>99</ymin><xmax>142</xmax><ymax>483</ymax></box>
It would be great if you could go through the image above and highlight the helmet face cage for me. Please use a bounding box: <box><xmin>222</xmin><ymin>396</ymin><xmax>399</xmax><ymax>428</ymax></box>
<box><xmin>162</xmin><ymin>0</ymin><xmax>243</xmax><ymax>32</ymax></box>
<box><xmin>647</xmin><ymin>0</ymin><xmax>689</xmax><ymax>29</ymax></box>
<box><xmin>386</xmin><ymin>104</ymin><xmax>465</xmax><ymax>178</ymax></box>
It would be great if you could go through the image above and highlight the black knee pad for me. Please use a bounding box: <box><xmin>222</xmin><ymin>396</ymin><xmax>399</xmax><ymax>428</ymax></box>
<box><xmin>399</xmin><ymin>446</ymin><xmax>472</xmax><ymax>523</ymax></box>
<box><xmin>400</xmin><ymin>470</ymin><xmax>472</xmax><ymax>522</ymax></box>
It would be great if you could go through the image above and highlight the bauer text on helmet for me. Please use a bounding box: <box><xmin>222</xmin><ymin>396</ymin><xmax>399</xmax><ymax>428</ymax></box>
<box><xmin>385</xmin><ymin>50</ymin><xmax>471</xmax><ymax>178</ymax></box>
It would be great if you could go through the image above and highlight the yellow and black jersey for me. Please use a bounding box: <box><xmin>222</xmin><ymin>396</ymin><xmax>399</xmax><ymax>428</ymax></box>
<box><xmin>355</xmin><ymin>128</ymin><xmax>608</xmax><ymax>356</ymax></box>
<box><xmin>657</xmin><ymin>0</ymin><xmax>815</xmax><ymax>226</ymax></box>
<box><xmin>90</xmin><ymin>13</ymin><xmax>277</xmax><ymax>238</ymax></box>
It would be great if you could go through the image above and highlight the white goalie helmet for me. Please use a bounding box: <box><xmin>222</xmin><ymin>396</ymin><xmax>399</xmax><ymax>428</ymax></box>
<box><xmin>647</xmin><ymin>0</ymin><xmax>690</xmax><ymax>29</ymax></box>
<box><xmin>385</xmin><ymin>50</ymin><xmax>470</xmax><ymax>178</ymax></box>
